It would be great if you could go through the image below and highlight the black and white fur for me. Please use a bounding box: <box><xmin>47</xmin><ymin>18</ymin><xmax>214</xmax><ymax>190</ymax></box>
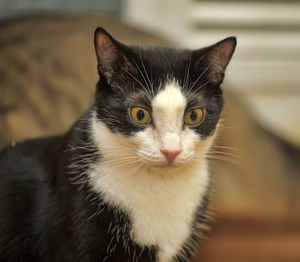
<box><xmin>0</xmin><ymin>28</ymin><xmax>236</xmax><ymax>262</ymax></box>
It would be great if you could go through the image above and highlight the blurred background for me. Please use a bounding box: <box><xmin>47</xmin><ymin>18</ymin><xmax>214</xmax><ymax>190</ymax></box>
<box><xmin>0</xmin><ymin>0</ymin><xmax>299</xmax><ymax>261</ymax></box>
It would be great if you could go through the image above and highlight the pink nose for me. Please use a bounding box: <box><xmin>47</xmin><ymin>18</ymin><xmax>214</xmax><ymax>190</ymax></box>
<box><xmin>160</xmin><ymin>149</ymin><xmax>181</xmax><ymax>164</ymax></box>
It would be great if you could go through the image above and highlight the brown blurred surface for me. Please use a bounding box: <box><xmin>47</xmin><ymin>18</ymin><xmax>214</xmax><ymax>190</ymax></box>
<box><xmin>194</xmin><ymin>215</ymin><xmax>300</xmax><ymax>262</ymax></box>
<box><xmin>0</xmin><ymin>15</ymin><xmax>300</xmax><ymax>262</ymax></box>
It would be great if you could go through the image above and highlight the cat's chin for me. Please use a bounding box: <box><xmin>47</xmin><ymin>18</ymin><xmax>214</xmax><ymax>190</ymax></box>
<box><xmin>148</xmin><ymin>161</ymin><xmax>189</xmax><ymax>170</ymax></box>
<box><xmin>145</xmin><ymin>158</ymin><xmax>200</xmax><ymax>174</ymax></box>
<box><xmin>153</xmin><ymin>163</ymin><xmax>179</xmax><ymax>169</ymax></box>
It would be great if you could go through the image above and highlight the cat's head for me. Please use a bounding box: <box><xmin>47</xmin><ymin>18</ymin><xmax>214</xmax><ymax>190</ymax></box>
<box><xmin>92</xmin><ymin>27</ymin><xmax>236</xmax><ymax>173</ymax></box>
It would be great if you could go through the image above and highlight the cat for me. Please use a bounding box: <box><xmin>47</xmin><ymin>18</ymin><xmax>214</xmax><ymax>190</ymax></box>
<box><xmin>0</xmin><ymin>27</ymin><xmax>236</xmax><ymax>262</ymax></box>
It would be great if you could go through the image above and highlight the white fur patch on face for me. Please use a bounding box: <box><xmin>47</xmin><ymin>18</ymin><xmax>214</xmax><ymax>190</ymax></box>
<box><xmin>152</xmin><ymin>82</ymin><xmax>186</xmax><ymax>152</ymax></box>
<box><xmin>133</xmin><ymin>81</ymin><xmax>213</xmax><ymax>167</ymax></box>
<box><xmin>89</xmin><ymin>81</ymin><xmax>215</xmax><ymax>262</ymax></box>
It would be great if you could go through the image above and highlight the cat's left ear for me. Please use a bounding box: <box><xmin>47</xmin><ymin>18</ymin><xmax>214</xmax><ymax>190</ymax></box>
<box><xmin>195</xmin><ymin>37</ymin><xmax>237</xmax><ymax>85</ymax></box>
<box><xmin>94</xmin><ymin>27</ymin><xmax>135</xmax><ymax>84</ymax></box>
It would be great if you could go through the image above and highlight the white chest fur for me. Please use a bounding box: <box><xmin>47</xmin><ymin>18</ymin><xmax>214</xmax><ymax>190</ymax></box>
<box><xmin>89</xmin><ymin>160</ymin><xmax>209</xmax><ymax>262</ymax></box>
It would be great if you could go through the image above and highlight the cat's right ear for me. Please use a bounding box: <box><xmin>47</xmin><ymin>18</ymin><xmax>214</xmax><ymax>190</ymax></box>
<box><xmin>94</xmin><ymin>27</ymin><xmax>134</xmax><ymax>84</ymax></box>
<box><xmin>194</xmin><ymin>37</ymin><xmax>237</xmax><ymax>85</ymax></box>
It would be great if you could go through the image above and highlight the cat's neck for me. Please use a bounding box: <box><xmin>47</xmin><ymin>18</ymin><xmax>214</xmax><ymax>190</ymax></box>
<box><xmin>90</xmin><ymin>154</ymin><xmax>209</xmax><ymax>262</ymax></box>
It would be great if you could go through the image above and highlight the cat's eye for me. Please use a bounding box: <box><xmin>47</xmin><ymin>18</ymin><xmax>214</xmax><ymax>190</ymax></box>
<box><xmin>130</xmin><ymin>107</ymin><xmax>151</xmax><ymax>125</ymax></box>
<box><xmin>184</xmin><ymin>108</ymin><xmax>204</xmax><ymax>126</ymax></box>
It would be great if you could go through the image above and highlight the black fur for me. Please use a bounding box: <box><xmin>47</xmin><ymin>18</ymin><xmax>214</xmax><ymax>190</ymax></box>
<box><xmin>0</xmin><ymin>27</ymin><xmax>236</xmax><ymax>261</ymax></box>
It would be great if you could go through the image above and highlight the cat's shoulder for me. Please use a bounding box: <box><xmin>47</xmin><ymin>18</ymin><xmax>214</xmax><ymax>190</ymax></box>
<box><xmin>0</xmin><ymin>135</ymin><xmax>65</xmax><ymax>180</ymax></box>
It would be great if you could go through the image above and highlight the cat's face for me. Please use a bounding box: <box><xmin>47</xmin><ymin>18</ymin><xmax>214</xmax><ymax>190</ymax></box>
<box><xmin>92</xmin><ymin>28</ymin><xmax>236</xmax><ymax>172</ymax></box>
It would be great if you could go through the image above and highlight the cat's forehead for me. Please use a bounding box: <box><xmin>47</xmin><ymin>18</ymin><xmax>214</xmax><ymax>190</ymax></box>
<box><xmin>152</xmin><ymin>81</ymin><xmax>186</xmax><ymax>111</ymax></box>
<box><xmin>121</xmin><ymin>47</ymin><xmax>195</xmax><ymax>103</ymax></box>
<box><xmin>133</xmin><ymin>46</ymin><xmax>189</xmax><ymax>61</ymax></box>
<box><xmin>130</xmin><ymin>46</ymin><xmax>191</xmax><ymax>80</ymax></box>
<box><xmin>125</xmin><ymin>80</ymin><xmax>187</xmax><ymax>111</ymax></box>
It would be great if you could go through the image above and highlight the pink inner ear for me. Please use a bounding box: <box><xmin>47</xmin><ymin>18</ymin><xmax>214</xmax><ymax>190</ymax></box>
<box><xmin>94</xmin><ymin>29</ymin><xmax>134</xmax><ymax>81</ymax></box>
<box><xmin>95</xmin><ymin>32</ymin><xmax>120</xmax><ymax>70</ymax></box>
<box><xmin>195</xmin><ymin>37</ymin><xmax>236</xmax><ymax>85</ymax></box>
<box><xmin>210</xmin><ymin>38</ymin><xmax>237</xmax><ymax>70</ymax></box>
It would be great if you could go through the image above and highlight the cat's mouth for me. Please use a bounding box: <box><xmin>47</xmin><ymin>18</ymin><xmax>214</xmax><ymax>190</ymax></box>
<box><xmin>151</xmin><ymin>162</ymin><xmax>180</xmax><ymax>169</ymax></box>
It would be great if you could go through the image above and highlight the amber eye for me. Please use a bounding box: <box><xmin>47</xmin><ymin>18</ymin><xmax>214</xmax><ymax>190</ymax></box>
<box><xmin>185</xmin><ymin>108</ymin><xmax>204</xmax><ymax>126</ymax></box>
<box><xmin>130</xmin><ymin>107</ymin><xmax>151</xmax><ymax>125</ymax></box>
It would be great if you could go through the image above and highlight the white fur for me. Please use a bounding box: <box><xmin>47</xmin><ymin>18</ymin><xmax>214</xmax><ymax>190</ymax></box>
<box><xmin>89</xmin><ymin>81</ymin><xmax>214</xmax><ymax>262</ymax></box>
<box><xmin>152</xmin><ymin>83</ymin><xmax>186</xmax><ymax>153</ymax></box>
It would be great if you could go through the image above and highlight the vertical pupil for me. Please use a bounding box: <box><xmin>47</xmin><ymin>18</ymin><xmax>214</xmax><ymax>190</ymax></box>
<box><xmin>137</xmin><ymin>110</ymin><xmax>145</xmax><ymax>120</ymax></box>
<box><xmin>190</xmin><ymin>110</ymin><xmax>198</xmax><ymax>121</ymax></box>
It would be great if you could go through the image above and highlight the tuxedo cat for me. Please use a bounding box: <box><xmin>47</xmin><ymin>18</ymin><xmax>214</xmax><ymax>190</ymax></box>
<box><xmin>0</xmin><ymin>27</ymin><xmax>236</xmax><ymax>262</ymax></box>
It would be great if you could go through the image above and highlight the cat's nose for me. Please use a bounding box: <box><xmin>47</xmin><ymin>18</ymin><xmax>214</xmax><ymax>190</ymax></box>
<box><xmin>160</xmin><ymin>149</ymin><xmax>181</xmax><ymax>164</ymax></box>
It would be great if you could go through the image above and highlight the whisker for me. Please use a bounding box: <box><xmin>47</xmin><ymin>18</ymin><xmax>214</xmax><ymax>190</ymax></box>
<box><xmin>122</xmin><ymin>67</ymin><xmax>152</xmax><ymax>98</ymax></box>
<box><xmin>138</xmin><ymin>47</ymin><xmax>154</xmax><ymax>98</ymax></box>
<box><xmin>210</xmin><ymin>145</ymin><xmax>242</xmax><ymax>152</ymax></box>
<box><xmin>194</xmin><ymin>152</ymin><xmax>242</xmax><ymax>167</ymax></box>
<box><xmin>99</xmin><ymin>159</ymin><xmax>144</xmax><ymax>170</ymax></box>
<box><xmin>208</xmin><ymin>150</ymin><xmax>241</xmax><ymax>159</ymax></box>
<box><xmin>64</xmin><ymin>145</ymin><xmax>97</xmax><ymax>152</ymax></box>
<box><xmin>186</xmin><ymin>79</ymin><xmax>212</xmax><ymax>101</ymax></box>
<box><xmin>129</xmin><ymin>55</ymin><xmax>153</xmax><ymax>98</ymax></box>
<box><xmin>205</xmin><ymin>155</ymin><xmax>242</xmax><ymax>167</ymax></box>
<box><xmin>183</xmin><ymin>51</ymin><xmax>192</xmax><ymax>92</ymax></box>
<box><xmin>186</xmin><ymin>64</ymin><xmax>210</xmax><ymax>94</ymax></box>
